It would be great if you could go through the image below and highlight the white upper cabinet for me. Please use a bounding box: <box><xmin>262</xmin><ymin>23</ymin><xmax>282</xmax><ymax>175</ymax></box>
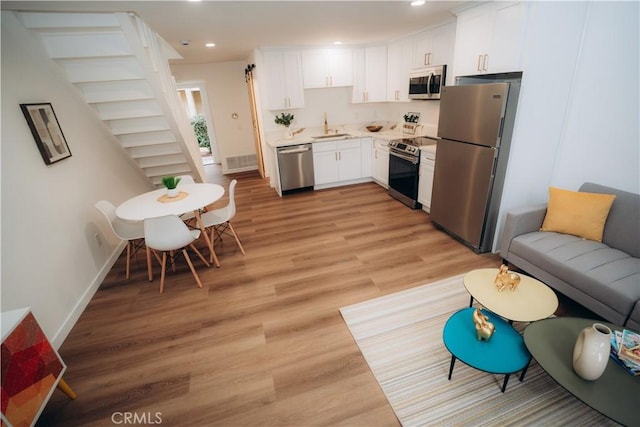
<box><xmin>262</xmin><ymin>49</ymin><xmax>305</xmax><ymax>110</ymax></box>
<box><xmin>352</xmin><ymin>45</ymin><xmax>388</xmax><ymax>103</ymax></box>
<box><xmin>452</xmin><ymin>2</ymin><xmax>529</xmax><ymax>78</ymax></box>
<box><xmin>411</xmin><ymin>22</ymin><xmax>456</xmax><ymax>70</ymax></box>
<box><xmin>302</xmin><ymin>48</ymin><xmax>353</xmax><ymax>89</ymax></box>
<box><xmin>387</xmin><ymin>38</ymin><xmax>413</xmax><ymax>102</ymax></box>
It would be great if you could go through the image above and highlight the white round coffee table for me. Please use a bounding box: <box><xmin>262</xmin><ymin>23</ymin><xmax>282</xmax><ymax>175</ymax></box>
<box><xmin>464</xmin><ymin>268</ymin><xmax>558</xmax><ymax>322</ymax></box>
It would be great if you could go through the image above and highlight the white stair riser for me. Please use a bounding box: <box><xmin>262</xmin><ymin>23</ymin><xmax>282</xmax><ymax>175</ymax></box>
<box><xmin>79</xmin><ymin>80</ymin><xmax>154</xmax><ymax>103</ymax></box>
<box><xmin>19</xmin><ymin>12</ymin><xmax>120</xmax><ymax>29</ymax></box>
<box><xmin>128</xmin><ymin>144</ymin><xmax>182</xmax><ymax>158</ymax></box>
<box><xmin>41</xmin><ymin>32</ymin><xmax>133</xmax><ymax>58</ymax></box>
<box><xmin>137</xmin><ymin>154</ymin><xmax>187</xmax><ymax>168</ymax></box>
<box><xmin>59</xmin><ymin>58</ymin><xmax>145</xmax><ymax>83</ymax></box>
<box><xmin>144</xmin><ymin>164</ymin><xmax>192</xmax><ymax>178</ymax></box>
<box><xmin>109</xmin><ymin>116</ymin><xmax>170</xmax><ymax>135</ymax></box>
<box><xmin>119</xmin><ymin>130</ymin><xmax>177</xmax><ymax>147</ymax></box>
<box><xmin>94</xmin><ymin>100</ymin><xmax>163</xmax><ymax>121</ymax></box>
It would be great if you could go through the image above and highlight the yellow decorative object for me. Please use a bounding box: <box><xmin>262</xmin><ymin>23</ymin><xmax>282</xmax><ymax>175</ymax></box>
<box><xmin>540</xmin><ymin>186</ymin><xmax>616</xmax><ymax>242</ymax></box>
<box><xmin>494</xmin><ymin>264</ymin><xmax>521</xmax><ymax>292</ymax></box>
<box><xmin>472</xmin><ymin>308</ymin><xmax>495</xmax><ymax>341</ymax></box>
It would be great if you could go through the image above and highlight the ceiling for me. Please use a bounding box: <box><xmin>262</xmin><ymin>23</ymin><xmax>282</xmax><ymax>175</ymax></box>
<box><xmin>1</xmin><ymin>1</ymin><xmax>474</xmax><ymax>64</ymax></box>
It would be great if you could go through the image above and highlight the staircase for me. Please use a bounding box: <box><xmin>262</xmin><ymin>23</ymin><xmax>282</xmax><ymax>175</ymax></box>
<box><xmin>17</xmin><ymin>11</ymin><xmax>205</xmax><ymax>185</ymax></box>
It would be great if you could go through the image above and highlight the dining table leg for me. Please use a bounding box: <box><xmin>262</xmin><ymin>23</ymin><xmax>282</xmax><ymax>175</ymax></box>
<box><xmin>194</xmin><ymin>210</ymin><xmax>220</xmax><ymax>268</ymax></box>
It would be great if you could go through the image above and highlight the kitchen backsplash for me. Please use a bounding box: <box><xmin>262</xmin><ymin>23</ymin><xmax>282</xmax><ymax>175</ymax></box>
<box><xmin>266</xmin><ymin>86</ymin><xmax>441</xmax><ymax>137</ymax></box>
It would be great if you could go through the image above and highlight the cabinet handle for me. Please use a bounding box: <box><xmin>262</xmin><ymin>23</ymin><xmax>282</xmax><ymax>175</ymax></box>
<box><xmin>477</xmin><ymin>55</ymin><xmax>482</xmax><ymax>71</ymax></box>
<box><xmin>424</xmin><ymin>53</ymin><xmax>429</xmax><ymax>66</ymax></box>
<box><xmin>483</xmin><ymin>54</ymin><xmax>489</xmax><ymax>71</ymax></box>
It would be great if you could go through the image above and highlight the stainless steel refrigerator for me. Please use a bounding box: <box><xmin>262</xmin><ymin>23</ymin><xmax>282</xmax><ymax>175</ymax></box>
<box><xmin>430</xmin><ymin>76</ymin><xmax>521</xmax><ymax>253</ymax></box>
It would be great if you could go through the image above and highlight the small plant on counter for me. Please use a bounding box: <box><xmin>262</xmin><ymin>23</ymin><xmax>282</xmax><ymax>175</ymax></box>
<box><xmin>274</xmin><ymin>112</ymin><xmax>295</xmax><ymax>127</ymax></box>
<box><xmin>404</xmin><ymin>113</ymin><xmax>420</xmax><ymax>123</ymax></box>
<box><xmin>161</xmin><ymin>176</ymin><xmax>181</xmax><ymax>190</ymax></box>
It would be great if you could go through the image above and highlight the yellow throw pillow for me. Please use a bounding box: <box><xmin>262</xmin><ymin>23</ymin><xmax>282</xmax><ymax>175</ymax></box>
<box><xmin>540</xmin><ymin>187</ymin><xmax>616</xmax><ymax>242</ymax></box>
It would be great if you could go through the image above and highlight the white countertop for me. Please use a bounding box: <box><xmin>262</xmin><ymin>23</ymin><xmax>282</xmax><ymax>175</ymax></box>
<box><xmin>267</xmin><ymin>124</ymin><xmax>438</xmax><ymax>148</ymax></box>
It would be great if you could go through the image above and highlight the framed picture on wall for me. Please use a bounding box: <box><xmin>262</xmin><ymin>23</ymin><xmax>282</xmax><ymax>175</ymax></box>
<box><xmin>20</xmin><ymin>103</ymin><xmax>72</xmax><ymax>165</ymax></box>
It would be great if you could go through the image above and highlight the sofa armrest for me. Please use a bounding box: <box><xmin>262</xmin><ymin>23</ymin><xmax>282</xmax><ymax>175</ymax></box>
<box><xmin>500</xmin><ymin>204</ymin><xmax>548</xmax><ymax>258</ymax></box>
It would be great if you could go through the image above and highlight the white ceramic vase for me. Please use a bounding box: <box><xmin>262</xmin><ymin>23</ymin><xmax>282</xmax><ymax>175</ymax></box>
<box><xmin>572</xmin><ymin>323</ymin><xmax>611</xmax><ymax>381</ymax></box>
<box><xmin>166</xmin><ymin>187</ymin><xmax>179</xmax><ymax>198</ymax></box>
<box><xmin>283</xmin><ymin>126</ymin><xmax>293</xmax><ymax>140</ymax></box>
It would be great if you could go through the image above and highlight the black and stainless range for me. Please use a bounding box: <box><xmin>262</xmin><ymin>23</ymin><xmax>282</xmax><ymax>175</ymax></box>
<box><xmin>388</xmin><ymin>136</ymin><xmax>437</xmax><ymax>209</ymax></box>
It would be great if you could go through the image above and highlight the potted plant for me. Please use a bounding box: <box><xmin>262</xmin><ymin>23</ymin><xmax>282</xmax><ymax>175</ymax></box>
<box><xmin>275</xmin><ymin>113</ymin><xmax>295</xmax><ymax>139</ymax></box>
<box><xmin>162</xmin><ymin>175</ymin><xmax>181</xmax><ymax>198</ymax></box>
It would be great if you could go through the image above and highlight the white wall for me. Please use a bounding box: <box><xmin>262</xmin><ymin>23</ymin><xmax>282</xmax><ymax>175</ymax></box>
<box><xmin>170</xmin><ymin>62</ymin><xmax>254</xmax><ymax>174</ymax></box>
<box><xmin>0</xmin><ymin>11</ymin><xmax>152</xmax><ymax>347</ymax></box>
<box><xmin>551</xmin><ymin>1</ymin><xmax>639</xmax><ymax>192</ymax></box>
<box><xmin>495</xmin><ymin>1</ymin><xmax>639</xmax><ymax>252</ymax></box>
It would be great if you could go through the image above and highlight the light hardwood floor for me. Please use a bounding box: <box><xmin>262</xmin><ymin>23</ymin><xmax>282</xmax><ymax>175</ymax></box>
<box><xmin>39</xmin><ymin>166</ymin><xmax>503</xmax><ymax>426</ymax></box>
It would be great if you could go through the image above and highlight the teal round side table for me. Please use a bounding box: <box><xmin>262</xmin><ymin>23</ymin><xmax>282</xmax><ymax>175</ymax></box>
<box><xmin>443</xmin><ymin>307</ymin><xmax>531</xmax><ymax>392</ymax></box>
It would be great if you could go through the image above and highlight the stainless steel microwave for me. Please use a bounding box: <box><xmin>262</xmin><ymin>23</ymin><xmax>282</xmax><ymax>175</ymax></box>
<box><xmin>408</xmin><ymin>65</ymin><xmax>447</xmax><ymax>100</ymax></box>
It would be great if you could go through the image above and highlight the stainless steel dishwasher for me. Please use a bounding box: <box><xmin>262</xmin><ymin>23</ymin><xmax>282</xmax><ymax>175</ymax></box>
<box><xmin>277</xmin><ymin>144</ymin><xmax>314</xmax><ymax>194</ymax></box>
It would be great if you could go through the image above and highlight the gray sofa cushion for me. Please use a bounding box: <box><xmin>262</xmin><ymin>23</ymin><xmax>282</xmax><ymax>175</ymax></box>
<box><xmin>510</xmin><ymin>231</ymin><xmax>640</xmax><ymax>319</ymax></box>
<box><xmin>580</xmin><ymin>182</ymin><xmax>640</xmax><ymax>258</ymax></box>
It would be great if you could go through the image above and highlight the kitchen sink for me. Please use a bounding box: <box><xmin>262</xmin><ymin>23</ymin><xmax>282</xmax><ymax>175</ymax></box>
<box><xmin>311</xmin><ymin>133</ymin><xmax>351</xmax><ymax>140</ymax></box>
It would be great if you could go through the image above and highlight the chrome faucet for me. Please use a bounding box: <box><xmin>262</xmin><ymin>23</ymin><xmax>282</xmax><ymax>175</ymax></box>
<box><xmin>324</xmin><ymin>112</ymin><xmax>329</xmax><ymax>135</ymax></box>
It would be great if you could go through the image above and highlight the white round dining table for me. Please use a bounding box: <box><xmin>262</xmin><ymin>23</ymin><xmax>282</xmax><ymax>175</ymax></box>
<box><xmin>115</xmin><ymin>183</ymin><xmax>224</xmax><ymax>221</ymax></box>
<box><xmin>116</xmin><ymin>183</ymin><xmax>225</xmax><ymax>270</ymax></box>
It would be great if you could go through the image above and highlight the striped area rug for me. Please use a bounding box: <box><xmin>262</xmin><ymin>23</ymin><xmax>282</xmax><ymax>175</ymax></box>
<box><xmin>340</xmin><ymin>275</ymin><xmax>618</xmax><ymax>426</ymax></box>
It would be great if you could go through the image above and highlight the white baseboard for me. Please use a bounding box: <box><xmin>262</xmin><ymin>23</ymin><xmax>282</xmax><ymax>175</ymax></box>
<box><xmin>51</xmin><ymin>241</ymin><xmax>127</xmax><ymax>349</ymax></box>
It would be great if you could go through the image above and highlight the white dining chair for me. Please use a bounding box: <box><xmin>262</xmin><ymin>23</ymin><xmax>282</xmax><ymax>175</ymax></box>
<box><xmin>175</xmin><ymin>174</ymin><xmax>198</xmax><ymax>225</ymax></box>
<box><xmin>144</xmin><ymin>215</ymin><xmax>210</xmax><ymax>293</ymax></box>
<box><xmin>200</xmin><ymin>179</ymin><xmax>245</xmax><ymax>261</ymax></box>
<box><xmin>176</xmin><ymin>174</ymin><xmax>196</xmax><ymax>185</ymax></box>
<box><xmin>95</xmin><ymin>200</ymin><xmax>150</xmax><ymax>280</ymax></box>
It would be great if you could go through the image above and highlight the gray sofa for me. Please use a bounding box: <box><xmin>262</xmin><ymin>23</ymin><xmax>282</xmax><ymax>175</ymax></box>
<box><xmin>500</xmin><ymin>182</ymin><xmax>640</xmax><ymax>330</ymax></box>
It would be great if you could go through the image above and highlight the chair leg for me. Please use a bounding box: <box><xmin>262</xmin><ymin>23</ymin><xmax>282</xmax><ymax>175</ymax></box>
<box><xmin>146</xmin><ymin>246</ymin><xmax>153</xmax><ymax>282</ymax></box>
<box><xmin>228</xmin><ymin>222</ymin><xmax>245</xmax><ymax>255</ymax></box>
<box><xmin>170</xmin><ymin>250</ymin><xmax>176</xmax><ymax>272</ymax></box>
<box><xmin>160</xmin><ymin>252</ymin><xmax>167</xmax><ymax>293</ymax></box>
<box><xmin>125</xmin><ymin>241</ymin><xmax>132</xmax><ymax>279</ymax></box>
<box><xmin>182</xmin><ymin>249</ymin><xmax>203</xmax><ymax>288</ymax></box>
<box><xmin>208</xmin><ymin>228</ymin><xmax>221</xmax><ymax>267</ymax></box>
<box><xmin>190</xmin><ymin>244</ymin><xmax>210</xmax><ymax>267</ymax></box>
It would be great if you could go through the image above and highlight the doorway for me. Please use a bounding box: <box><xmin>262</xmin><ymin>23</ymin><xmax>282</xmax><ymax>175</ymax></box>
<box><xmin>176</xmin><ymin>82</ymin><xmax>220</xmax><ymax>165</ymax></box>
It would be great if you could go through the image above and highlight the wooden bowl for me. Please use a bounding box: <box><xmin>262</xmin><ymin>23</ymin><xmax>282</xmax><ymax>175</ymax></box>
<box><xmin>366</xmin><ymin>125</ymin><xmax>383</xmax><ymax>132</ymax></box>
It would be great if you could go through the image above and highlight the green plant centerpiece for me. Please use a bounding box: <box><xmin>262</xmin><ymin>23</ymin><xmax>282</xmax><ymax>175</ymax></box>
<box><xmin>162</xmin><ymin>175</ymin><xmax>181</xmax><ymax>198</ymax></box>
<box><xmin>275</xmin><ymin>113</ymin><xmax>295</xmax><ymax>139</ymax></box>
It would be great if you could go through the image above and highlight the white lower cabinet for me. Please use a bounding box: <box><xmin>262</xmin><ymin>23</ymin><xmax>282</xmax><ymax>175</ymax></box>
<box><xmin>418</xmin><ymin>149</ymin><xmax>436</xmax><ymax>212</ymax></box>
<box><xmin>372</xmin><ymin>139</ymin><xmax>389</xmax><ymax>188</ymax></box>
<box><xmin>361</xmin><ymin>138</ymin><xmax>373</xmax><ymax>178</ymax></box>
<box><xmin>312</xmin><ymin>138</ymin><xmax>363</xmax><ymax>186</ymax></box>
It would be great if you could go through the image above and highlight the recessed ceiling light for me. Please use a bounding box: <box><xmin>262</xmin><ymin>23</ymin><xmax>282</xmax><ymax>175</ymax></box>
<box><xmin>180</xmin><ymin>39</ymin><xmax>191</xmax><ymax>46</ymax></box>
<box><xmin>333</xmin><ymin>41</ymin><xmax>342</xmax><ymax>45</ymax></box>
<box><xmin>411</xmin><ymin>0</ymin><xmax>426</xmax><ymax>6</ymax></box>
<box><xmin>205</xmin><ymin>43</ymin><xmax>216</xmax><ymax>48</ymax></box>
